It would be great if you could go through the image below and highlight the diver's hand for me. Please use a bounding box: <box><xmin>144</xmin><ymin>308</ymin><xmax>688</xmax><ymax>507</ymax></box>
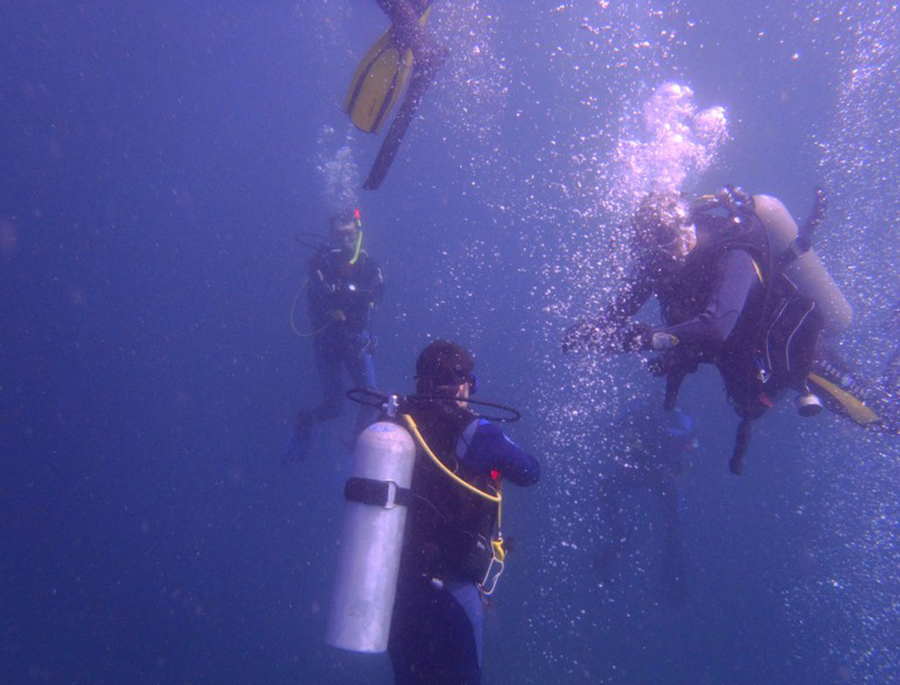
<box><xmin>562</xmin><ymin>318</ymin><xmax>605</xmax><ymax>354</ymax></box>
<box><xmin>622</xmin><ymin>323</ymin><xmax>678</xmax><ymax>352</ymax></box>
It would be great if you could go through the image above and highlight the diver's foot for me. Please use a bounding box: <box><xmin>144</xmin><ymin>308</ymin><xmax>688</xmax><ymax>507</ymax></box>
<box><xmin>729</xmin><ymin>455</ymin><xmax>744</xmax><ymax>475</ymax></box>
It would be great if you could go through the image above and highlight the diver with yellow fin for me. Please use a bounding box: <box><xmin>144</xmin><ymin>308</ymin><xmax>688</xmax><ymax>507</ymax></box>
<box><xmin>563</xmin><ymin>186</ymin><xmax>900</xmax><ymax>474</ymax></box>
<box><xmin>345</xmin><ymin>0</ymin><xmax>447</xmax><ymax>190</ymax></box>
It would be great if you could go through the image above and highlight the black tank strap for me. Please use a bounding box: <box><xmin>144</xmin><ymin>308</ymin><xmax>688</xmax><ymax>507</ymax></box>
<box><xmin>344</xmin><ymin>477</ymin><xmax>413</xmax><ymax>508</ymax></box>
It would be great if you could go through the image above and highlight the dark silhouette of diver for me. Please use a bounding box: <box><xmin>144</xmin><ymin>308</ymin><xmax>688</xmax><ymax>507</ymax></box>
<box><xmin>563</xmin><ymin>186</ymin><xmax>900</xmax><ymax>474</ymax></box>
<box><xmin>288</xmin><ymin>210</ymin><xmax>385</xmax><ymax>461</ymax></box>
<box><xmin>594</xmin><ymin>402</ymin><xmax>697</xmax><ymax>605</ymax></box>
<box><xmin>344</xmin><ymin>0</ymin><xmax>448</xmax><ymax>190</ymax></box>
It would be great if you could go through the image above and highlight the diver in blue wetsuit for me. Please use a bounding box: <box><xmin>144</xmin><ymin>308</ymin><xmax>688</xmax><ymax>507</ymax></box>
<box><xmin>563</xmin><ymin>187</ymin><xmax>899</xmax><ymax>474</ymax></box>
<box><xmin>389</xmin><ymin>340</ymin><xmax>540</xmax><ymax>685</ymax></box>
<box><xmin>293</xmin><ymin>211</ymin><xmax>385</xmax><ymax>459</ymax></box>
<box><xmin>595</xmin><ymin>402</ymin><xmax>698</xmax><ymax>605</ymax></box>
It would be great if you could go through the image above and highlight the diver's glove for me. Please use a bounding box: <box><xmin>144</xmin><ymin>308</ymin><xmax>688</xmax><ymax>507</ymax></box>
<box><xmin>622</xmin><ymin>323</ymin><xmax>679</xmax><ymax>352</ymax></box>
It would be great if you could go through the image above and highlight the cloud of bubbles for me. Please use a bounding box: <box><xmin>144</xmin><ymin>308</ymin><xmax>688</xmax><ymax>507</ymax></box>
<box><xmin>316</xmin><ymin>125</ymin><xmax>360</xmax><ymax>213</ymax></box>
<box><xmin>610</xmin><ymin>82</ymin><xmax>727</xmax><ymax>212</ymax></box>
<box><xmin>785</xmin><ymin>3</ymin><xmax>900</xmax><ymax>681</ymax></box>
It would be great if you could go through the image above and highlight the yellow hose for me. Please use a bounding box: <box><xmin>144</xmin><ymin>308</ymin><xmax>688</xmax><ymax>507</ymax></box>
<box><xmin>289</xmin><ymin>279</ymin><xmax>332</xmax><ymax>339</ymax></box>
<box><xmin>348</xmin><ymin>230</ymin><xmax>363</xmax><ymax>266</ymax></box>
<box><xmin>402</xmin><ymin>413</ymin><xmax>503</xmax><ymax>533</ymax></box>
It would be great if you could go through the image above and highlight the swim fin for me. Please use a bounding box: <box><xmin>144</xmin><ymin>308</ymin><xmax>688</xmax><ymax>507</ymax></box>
<box><xmin>344</xmin><ymin>6</ymin><xmax>432</xmax><ymax>135</ymax></box>
<box><xmin>363</xmin><ymin>35</ymin><xmax>447</xmax><ymax>190</ymax></box>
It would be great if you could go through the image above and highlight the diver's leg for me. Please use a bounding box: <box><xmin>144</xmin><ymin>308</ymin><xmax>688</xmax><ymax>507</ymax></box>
<box><xmin>363</xmin><ymin>48</ymin><xmax>447</xmax><ymax>190</ymax></box>
<box><xmin>376</xmin><ymin>0</ymin><xmax>423</xmax><ymax>27</ymax></box>
<box><xmin>298</xmin><ymin>336</ymin><xmax>344</xmax><ymax>430</ymax></box>
<box><xmin>288</xmin><ymin>337</ymin><xmax>344</xmax><ymax>462</ymax></box>
<box><xmin>376</xmin><ymin>0</ymin><xmax>436</xmax><ymax>50</ymax></box>
<box><xmin>346</xmin><ymin>334</ymin><xmax>379</xmax><ymax>436</ymax></box>
<box><xmin>389</xmin><ymin>577</ymin><xmax>482</xmax><ymax>685</ymax></box>
<box><xmin>363</xmin><ymin>11</ymin><xmax>448</xmax><ymax>190</ymax></box>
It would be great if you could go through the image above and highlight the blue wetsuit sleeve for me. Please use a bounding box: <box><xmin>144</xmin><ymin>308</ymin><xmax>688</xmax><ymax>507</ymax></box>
<box><xmin>461</xmin><ymin>421</ymin><xmax>541</xmax><ymax>486</ymax></box>
<box><xmin>661</xmin><ymin>249</ymin><xmax>760</xmax><ymax>343</ymax></box>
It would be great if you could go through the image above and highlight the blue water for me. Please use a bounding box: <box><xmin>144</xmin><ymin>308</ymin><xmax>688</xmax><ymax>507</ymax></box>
<box><xmin>2</xmin><ymin>2</ymin><xmax>898</xmax><ymax>683</ymax></box>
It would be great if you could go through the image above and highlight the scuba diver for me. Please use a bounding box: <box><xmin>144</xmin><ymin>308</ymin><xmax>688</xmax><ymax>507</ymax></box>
<box><xmin>345</xmin><ymin>0</ymin><xmax>448</xmax><ymax>190</ymax></box>
<box><xmin>388</xmin><ymin>340</ymin><xmax>540</xmax><ymax>685</ymax></box>
<box><xmin>562</xmin><ymin>186</ymin><xmax>899</xmax><ymax>474</ymax></box>
<box><xmin>594</xmin><ymin>402</ymin><xmax>698</xmax><ymax>605</ymax></box>
<box><xmin>290</xmin><ymin>210</ymin><xmax>385</xmax><ymax>461</ymax></box>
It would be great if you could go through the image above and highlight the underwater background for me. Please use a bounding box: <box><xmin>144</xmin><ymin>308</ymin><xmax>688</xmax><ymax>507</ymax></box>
<box><xmin>2</xmin><ymin>1</ymin><xmax>899</xmax><ymax>683</ymax></box>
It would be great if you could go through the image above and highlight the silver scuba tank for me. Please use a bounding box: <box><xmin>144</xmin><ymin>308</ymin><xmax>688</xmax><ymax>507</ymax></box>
<box><xmin>325</xmin><ymin>421</ymin><xmax>416</xmax><ymax>653</ymax></box>
<box><xmin>753</xmin><ymin>195</ymin><xmax>853</xmax><ymax>338</ymax></box>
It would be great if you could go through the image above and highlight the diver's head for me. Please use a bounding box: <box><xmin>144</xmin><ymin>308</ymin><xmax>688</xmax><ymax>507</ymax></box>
<box><xmin>329</xmin><ymin>210</ymin><xmax>360</xmax><ymax>255</ymax></box>
<box><xmin>630</xmin><ymin>192</ymin><xmax>697</xmax><ymax>262</ymax></box>
<box><xmin>415</xmin><ymin>340</ymin><xmax>477</xmax><ymax>399</ymax></box>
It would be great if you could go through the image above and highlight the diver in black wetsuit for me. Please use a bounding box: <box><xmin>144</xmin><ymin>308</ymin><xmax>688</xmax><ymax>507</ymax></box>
<box><xmin>292</xmin><ymin>211</ymin><xmax>385</xmax><ymax>459</ymax></box>
<box><xmin>389</xmin><ymin>340</ymin><xmax>540</xmax><ymax>685</ymax></box>
<box><xmin>563</xmin><ymin>186</ymin><xmax>899</xmax><ymax>473</ymax></box>
<box><xmin>594</xmin><ymin>403</ymin><xmax>698</xmax><ymax>605</ymax></box>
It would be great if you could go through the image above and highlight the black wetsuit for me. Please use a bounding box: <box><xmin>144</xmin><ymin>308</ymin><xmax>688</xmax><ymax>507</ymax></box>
<box><xmin>597</xmin><ymin>242</ymin><xmax>764</xmax><ymax>351</ymax></box>
<box><xmin>389</xmin><ymin>401</ymin><xmax>540</xmax><ymax>685</ymax></box>
<box><xmin>299</xmin><ymin>246</ymin><xmax>384</xmax><ymax>437</ymax></box>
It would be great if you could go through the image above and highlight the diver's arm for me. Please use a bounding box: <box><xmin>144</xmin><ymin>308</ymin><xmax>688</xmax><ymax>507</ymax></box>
<box><xmin>605</xmin><ymin>266</ymin><xmax>657</xmax><ymax>326</ymax></box>
<box><xmin>562</xmin><ymin>266</ymin><xmax>655</xmax><ymax>353</ymax></box>
<box><xmin>458</xmin><ymin>420</ymin><xmax>541</xmax><ymax>486</ymax></box>
<box><xmin>307</xmin><ymin>254</ymin><xmax>330</xmax><ymax>308</ymax></box>
<box><xmin>307</xmin><ymin>253</ymin><xmax>342</xmax><ymax>323</ymax></box>
<box><xmin>657</xmin><ymin>250</ymin><xmax>759</xmax><ymax>345</ymax></box>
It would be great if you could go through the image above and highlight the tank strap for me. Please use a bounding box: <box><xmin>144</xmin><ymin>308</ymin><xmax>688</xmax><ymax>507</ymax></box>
<box><xmin>344</xmin><ymin>477</ymin><xmax>413</xmax><ymax>508</ymax></box>
<box><xmin>775</xmin><ymin>186</ymin><xmax>827</xmax><ymax>272</ymax></box>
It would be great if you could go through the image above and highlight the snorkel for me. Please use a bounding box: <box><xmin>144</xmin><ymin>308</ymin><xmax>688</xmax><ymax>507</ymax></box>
<box><xmin>349</xmin><ymin>207</ymin><xmax>363</xmax><ymax>266</ymax></box>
